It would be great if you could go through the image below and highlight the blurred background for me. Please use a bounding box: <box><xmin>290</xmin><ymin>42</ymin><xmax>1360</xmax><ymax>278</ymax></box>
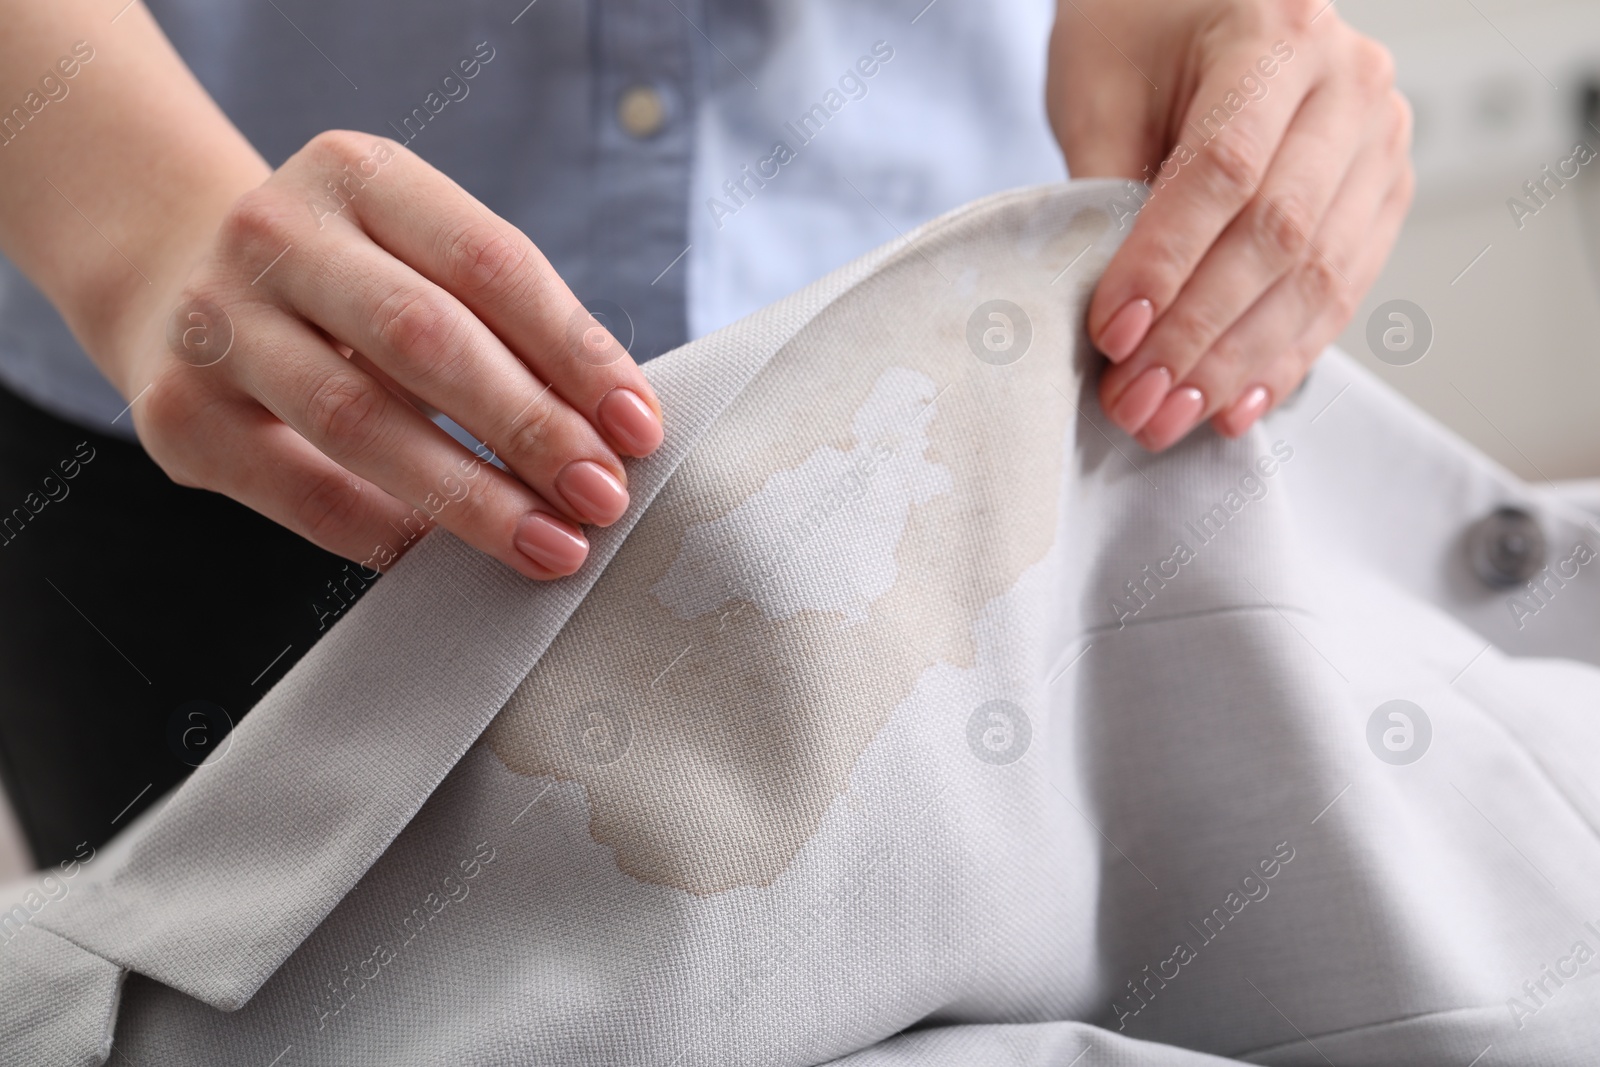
<box><xmin>1335</xmin><ymin>0</ymin><xmax>1600</xmax><ymax>480</ymax></box>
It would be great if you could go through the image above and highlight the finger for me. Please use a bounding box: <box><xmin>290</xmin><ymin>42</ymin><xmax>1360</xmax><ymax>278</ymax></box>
<box><xmin>1099</xmin><ymin>75</ymin><xmax>1371</xmax><ymax>421</ymax></box>
<box><xmin>1212</xmin><ymin>164</ymin><xmax>1414</xmax><ymax>440</ymax></box>
<box><xmin>1128</xmin><ymin>86</ymin><xmax>1410</xmax><ymax>451</ymax></box>
<box><xmin>138</xmin><ymin>376</ymin><xmax>423</xmax><ymax>565</ymax></box>
<box><xmin>1186</xmin><ymin>165</ymin><xmax>1410</xmax><ymax>446</ymax></box>
<box><xmin>235</xmin><ymin>314</ymin><xmax>591</xmax><ymax>580</ymax></box>
<box><xmin>1195</xmin><ymin>92</ymin><xmax>1413</xmax><ymax>442</ymax></box>
<box><xmin>270</xmin><ymin>235</ymin><xmax>631</xmax><ymax>528</ymax></box>
<box><xmin>1133</xmin><ymin>83</ymin><xmax>1408</xmax><ymax>450</ymax></box>
<box><xmin>199</xmin><ymin>409</ymin><xmax>420</xmax><ymax>567</ymax></box>
<box><xmin>1087</xmin><ymin>38</ymin><xmax>1323</xmax><ymax>363</ymax></box>
<box><xmin>300</xmin><ymin>133</ymin><xmax>663</xmax><ymax>459</ymax></box>
<box><xmin>345</xmin><ymin>347</ymin><xmax>429</xmax><ymax>414</ymax></box>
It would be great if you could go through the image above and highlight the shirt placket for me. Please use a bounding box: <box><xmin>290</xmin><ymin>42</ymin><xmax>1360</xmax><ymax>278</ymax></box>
<box><xmin>591</xmin><ymin>0</ymin><xmax>700</xmax><ymax>361</ymax></box>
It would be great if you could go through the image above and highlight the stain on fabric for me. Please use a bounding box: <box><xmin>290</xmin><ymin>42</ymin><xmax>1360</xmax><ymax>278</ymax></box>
<box><xmin>486</xmin><ymin>206</ymin><xmax>1112</xmax><ymax>894</ymax></box>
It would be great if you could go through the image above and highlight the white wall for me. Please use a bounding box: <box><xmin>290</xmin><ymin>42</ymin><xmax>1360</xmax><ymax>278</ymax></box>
<box><xmin>1336</xmin><ymin>0</ymin><xmax>1600</xmax><ymax>479</ymax></box>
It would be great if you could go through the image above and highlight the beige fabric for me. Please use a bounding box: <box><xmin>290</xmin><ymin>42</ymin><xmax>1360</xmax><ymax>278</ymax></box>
<box><xmin>484</xmin><ymin>201</ymin><xmax>1109</xmax><ymax>894</ymax></box>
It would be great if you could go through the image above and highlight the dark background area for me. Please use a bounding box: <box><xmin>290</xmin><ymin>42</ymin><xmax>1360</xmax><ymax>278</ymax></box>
<box><xmin>0</xmin><ymin>383</ymin><xmax>370</xmax><ymax>868</ymax></box>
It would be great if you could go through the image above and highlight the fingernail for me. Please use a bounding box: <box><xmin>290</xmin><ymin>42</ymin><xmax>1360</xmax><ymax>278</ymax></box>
<box><xmin>1109</xmin><ymin>365</ymin><xmax>1172</xmax><ymax>434</ymax></box>
<box><xmin>1219</xmin><ymin>385</ymin><xmax>1270</xmax><ymax>438</ymax></box>
<box><xmin>1098</xmin><ymin>298</ymin><xmax>1154</xmax><ymax>363</ymax></box>
<box><xmin>513</xmin><ymin>512</ymin><xmax>589</xmax><ymax>574</ymax></box>
<box><xmin>598</xmin><ymin>388</ymin><xmax>663</xmax><ymax>457</ymax></box>
<box><xmin>555</xmin><ymin>460</ymin><xmax>629</xmax><ymax>525</ymax></box>
<box><xmin>1138</xmin><ymin>386</ymin><xmax>1206</xmax><ymax>452</ymax></box>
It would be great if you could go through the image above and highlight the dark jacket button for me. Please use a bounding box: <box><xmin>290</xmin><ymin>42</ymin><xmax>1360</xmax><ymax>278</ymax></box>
<box><xmin>1465</xmin><ymin>506</ymin><xmax>1546</xmax><ymax>587</ymax></box>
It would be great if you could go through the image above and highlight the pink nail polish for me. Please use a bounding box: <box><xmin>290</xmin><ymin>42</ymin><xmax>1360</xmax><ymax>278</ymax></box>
<box><xmin>1098</xmin><ymin>298</ymin><xmax>1154</xmax><ymax>363</ymax></box>
<box><xmin>598</xmin><ymin>388</ymin><xmax>663</xmax><ymax>457</ymax></box>
<box><xmin>1220</xmin><ymin>385</ymin><xmax>1270</xmax><ymax>438</ymax></box>
<box><xmin>1110</xmin><ymin>365</ymin><xmax>1172</xmax><ymax>434</ymax></box>
<box><xmin>1138</xmin><ymin>386</ymin><xmax>1206</xmax><ymax>452</ymax></box>
<box><xmin>555</xmin><ymin>460</ymin><xmax>629</xmax><ymax>525</ymax></box>
<box><xmin>513</xmin><ymin>512</ymin><xmax>589</xmax><ymax>574</ymax></box>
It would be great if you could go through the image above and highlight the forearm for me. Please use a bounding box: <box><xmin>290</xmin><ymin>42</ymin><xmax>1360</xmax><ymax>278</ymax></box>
<box><xmin>0</xmin><ymin>0</ymin><xmax>269</xmax><ymax>396</ymax></box>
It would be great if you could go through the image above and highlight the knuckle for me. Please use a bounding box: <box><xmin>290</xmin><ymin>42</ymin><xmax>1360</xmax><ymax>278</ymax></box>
<box><xmin>1160</xmin><ymin>304</ymin><xmax>1220</xmax><ymax>356</ymax></box>
<box><xmin>305</xmin><ymin>370</ymin><xmax>385</xmax><ymax>446</ymax></box>
<box><xmin>138</xmin><ymin>373</ymin><xmax>217</xmax><ymax>488</ymax></box>
<box><xmin>503</xmin><ymin>398</ymin><xmax>559</xmax><ymax>463</ymax></box>
<box><xmin>140</xmin><ymin>371</ymin><xmax>187</xmax><ymax>433</ymax></box>
<box><xmin>1129</xmin><ymin>229</ymin><xmax>1194</xmax><ymax>307</ymax></box>
<box><xmin>141</xmin><ymin>366</ymin><xmax>208</xmax><ymax>443</ymax></box>
<box><xmin>218</xmin><ymin>187</ymin><xmax>295</xmax><ymax>254</ymax></box>
<box><xmin>172</xmin><ymin>277</ymin><xmax>229</xmax><ymax>316</ymax></box>
<box><xmin>293</xmin><ymin>469</ymin><xmax>365</xmax><ymax>544</ymax></box>
<box><xmin>1328</xmin><ymin>259</ymin><xmax>1361</xmax><ymax>320</ymax></box>
<box><xmin>304</xmin><ymin>128</ymin><xmax>373</xmax><ymax>172</ymax></box>
<box><xmin>1203</xmin><ymin>339</ymin><xmax>1250</xmax><ymax>382</ymax></box>
<box><xmin>1203</xmin><ymin>135</ymin><xmax>1264</xmax><ymax>203</ymax></box>
<box><xmin>168</xmin><ymin>279</ymin><xmax>239</xmax><ymax>343</ymax></box>
<box><xmin>1277</xmin><ymin>0</ymin><xmax>1322</xmax><ymax>32</ymax></box>
<box><xmin>369</xmin><ymin>286</ymin><xmax>463</xmax><ymax>363</ymax></box>
<box><xmin>441</xmin><ymin>471</ymin><xmax>493</xmax><ymax>528</ymax></box>
<box><xmin>1246</xmin><ymin>194</ymin><xmax>1313</xmax><ymax>264</ymax></box>
<box><xmin>1352</xmin><ymin>38</ymin><xmax>1396</xmax><ymax>92</ymax></box>
<box><xmin>1299</xmin><ymin>254</ymin><xmax>1347</xmax><ymax>314</ymax></box>
<box><xmin>443</xmin><ymin>222</ymin><xmax>536</xmax><ymax>300</ymax></box>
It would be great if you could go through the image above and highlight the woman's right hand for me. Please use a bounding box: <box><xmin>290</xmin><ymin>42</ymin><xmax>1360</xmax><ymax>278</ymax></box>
<box><xmin>111</xmin><ymin>130</ymin><xmax>663</xmax><ymax>580</ymax></box>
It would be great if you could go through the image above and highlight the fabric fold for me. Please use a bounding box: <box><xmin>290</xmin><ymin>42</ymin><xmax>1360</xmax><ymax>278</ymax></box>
<box><xmin>9</xmin><ymin>179</ymin><xmax>1600</xmax><ymax>1067</ymax></box>
<box><xmin>2</xmin><ymin>180</ymin><xmax>1133</xmax><ymax>1054</ymax></box>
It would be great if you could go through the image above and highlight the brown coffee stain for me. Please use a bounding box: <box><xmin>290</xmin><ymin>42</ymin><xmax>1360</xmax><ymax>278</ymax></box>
<box><xmin>486</xmin><ymin>203</ymin><xmax>1111</xmax><ymax>894</ymax></box>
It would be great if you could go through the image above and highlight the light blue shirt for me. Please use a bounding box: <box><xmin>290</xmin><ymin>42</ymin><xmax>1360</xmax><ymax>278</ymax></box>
<box><xmin>0</xmin><ymin>0</ymin><xmax>1064</xmax><ymax>434</ymax></box>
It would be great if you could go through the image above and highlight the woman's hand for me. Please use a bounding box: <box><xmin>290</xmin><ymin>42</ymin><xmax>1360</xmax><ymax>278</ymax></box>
<box><xmin>112</xmin><ymin>131</ymin><xmax>663</xmax><ymax>580</ymax></box>
<box><xmin>0</xmin><ymin>5</ymin><xmax>658</xmax><ymax>580</ymax></box>
<box><xmin>1048</xmin><ymin>0</ymin><xmax>1413</xmax><ymax>449</ymax></box>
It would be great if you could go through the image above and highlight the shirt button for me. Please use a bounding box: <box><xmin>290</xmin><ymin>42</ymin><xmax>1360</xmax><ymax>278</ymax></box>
<box><xmin>617</xmin><ymin>85</ymin><xmax>666</xmax><ymax>138</ymax></box>
<box><xmin>1465</xmin><ymin>505</ymin><xmax>1546</xmax><ymax>587</ymax></box>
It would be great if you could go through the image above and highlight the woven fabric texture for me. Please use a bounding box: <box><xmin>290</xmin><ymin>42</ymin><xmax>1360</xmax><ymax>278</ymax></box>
<box><xmin>5</xmin><ymin>180</ymin><xmax>1600</xmax><ymax>1066</ymax></box>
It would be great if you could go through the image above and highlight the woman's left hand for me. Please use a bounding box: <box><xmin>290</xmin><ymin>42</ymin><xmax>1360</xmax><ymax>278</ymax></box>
<box><xmin>1047</xmin><ymin>0</ymin><xmax>1413</xmax><ymax>449</ymax></box>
